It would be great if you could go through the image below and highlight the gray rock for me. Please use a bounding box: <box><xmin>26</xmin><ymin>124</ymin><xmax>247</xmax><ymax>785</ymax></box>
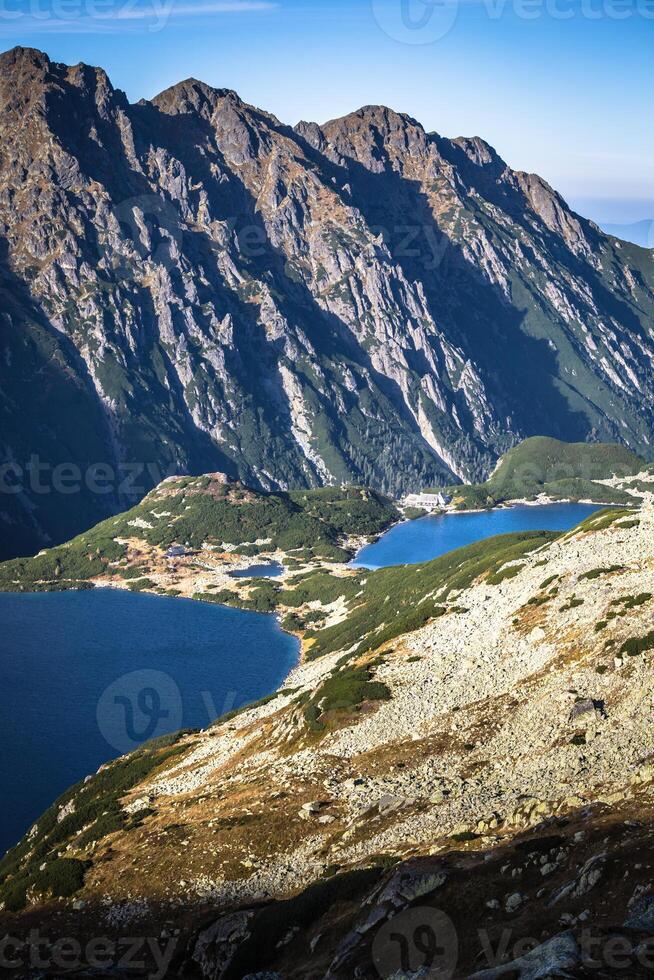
<box><xmin>505</xmin><ymin>892</ymin><xmax>524</xmax><ymax>913</ymax></box>
<box><xmin>469</xmin><ymin>930</ymin><xmax>580</xmax><ymax>979</ymax></box>
<box><xmin>191</xmin><ymin>910</ymin><xmax>255</xmax><ymax>979</ymax></box>
<box><xmin>548</xmin><ymin>853</ymin><xmax>606</xmax><ymax>905</ymax></box>
<box><xmin>625</xmin><ymin>895</ymin><xmax>654</xmax><ymax>931</ymax></box>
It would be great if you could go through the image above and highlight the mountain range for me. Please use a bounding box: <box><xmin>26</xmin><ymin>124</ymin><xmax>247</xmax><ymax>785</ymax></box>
<box><xmin>2</xmin><ymin>45</ymin><xmax>654</xmax><ymax>559</ymax></box>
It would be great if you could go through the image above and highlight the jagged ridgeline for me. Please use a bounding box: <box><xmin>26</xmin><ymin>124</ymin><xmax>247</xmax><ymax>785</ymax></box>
<box><xmin>2</xmin><ymin>47</ymin><xmax>654</xmax><ymax>558</ymax></box>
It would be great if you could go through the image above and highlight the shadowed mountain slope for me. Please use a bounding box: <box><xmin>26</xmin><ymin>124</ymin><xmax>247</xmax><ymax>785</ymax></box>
<box><xmin>2</xmin><ymin>47</ymin><xmax>654</xmax><ymax>557</ymax></box>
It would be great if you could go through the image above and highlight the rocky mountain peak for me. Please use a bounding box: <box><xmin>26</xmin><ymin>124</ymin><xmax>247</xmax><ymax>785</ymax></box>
<box><xmin>321</xmin><ymin>104</ymin><xmax>429</xmax><ymax>171</ymax></box>
<box><xmin>294</xmin><ymin>118</ymin><xmax>326</xmax><ymax>150</ymax></box>
<box><xmin>0</xmin><ymin>55</ymin><xmax>128</xmax><ymax>166</ymax></box>
<box><xmin>0</xmin><ymin>46</ymin><xmax>120</xmax><ymax>109</ymax></box>
<box><xmin>0</xmin><ymin>46</ymin><xmax>53</xmax><ymax>112</ymax></box>
<box><xmin>0</xmin><ymin>44</ymin><xmax>49</xmax><ymax>72</ymax></box>
<box><xmin>150</xmin><ymin>77</ymin><xmax>241</xmax><ymax>119</ymax></box>
<box><xmin>515</xmin><ymin>170</ymin><xmax>590</xmax><ymax>245</ymax></box>
<box><xmin>451</xmin><ymin>134</ymin><xmax>506</xmax><ymax>172</ymax></box>
<box><xmin>326</xmin><ymin>102</ymin><xmax>423</xmax><ymax>134</ymax></box>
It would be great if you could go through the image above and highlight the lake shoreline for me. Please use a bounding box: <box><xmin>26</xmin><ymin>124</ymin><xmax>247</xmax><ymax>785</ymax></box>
<box><xmin>1</xmin><ymin>500</ymin><xmax>609</xmax><ymax>853</ymax></box>
<box><xmin>0</xmin><ymin>588</ymin><xmax>300</xmax><ymax>856</ymax></box>
<box><xmin>352</xmin><ymin>501</ymin><xmax>602</xmax><ymax>570</ymax></box>
<box><xmin>403</xmin><ymin>495</ymin><xmax>631</xmax><ymax>520</ymax></box>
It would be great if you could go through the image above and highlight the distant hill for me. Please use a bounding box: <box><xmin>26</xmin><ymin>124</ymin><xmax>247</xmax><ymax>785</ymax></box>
<box><xmin>491</xmin><ymin>436</ymin><xmax>643</xmax><ymax>486</ymax></box>
<box><xmin>0</xmin><ymin>477</ymin><xmax>398</xmax><ymax>594</ymax></box>
<box><xmin>441</xmin><ymin>437</ymin><xmax>649</xmax><ymax>510</ymax></box>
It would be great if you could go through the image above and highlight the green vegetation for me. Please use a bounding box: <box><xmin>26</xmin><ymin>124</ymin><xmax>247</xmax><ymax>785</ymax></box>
<box><xmin>0</xmin><ymin>733</ymin><xmax>188</xmax><ymax>911</ymax></box>
<box><xmin>527</xmin><ymin>591</ymin><xmax>556</xmax><ymax>607</ymax></box>
<box><xmin>0</xmin><ymin>535</ymin><xmax>126</xmax><ymax>591</ymax></box>
<box><xmin>117</xmin><ymin>565</ymin><xmax>151</xmax><ymax>580</ymax></box>
<box><xmin>620</xmin><ymin>631</ymin><xmax>654</xmax><ymax>659</ymax></box>
<box><xmin>404</xmin><ymin>507</ymin><xmax>427</xmax><ymax>520</ymax></box>
<box><xmin>33</xmin><ymin>858</ymin><xmax>87</xmax><ymax>898</ymax></box>
<box><xmin>579</xmin><ymin>565</ymin><xmax>625</xmax><ymax>581</ymax></box>
<box><xmin>561</xmin><ymin>596</ymin><xmax>584</xmax><ymax>611</ymax></box>
<box><xmin>127</xmin><ymin>577</ymin><xmax>156</xmax><ymax>592</ymax></box>
<box><xmin>574</xmin><ymin>508</ymin><xmax>637</xmax><ymax>534</ymax></box>
<box><xmin>281</xmin><ymin>531</ymin><xmax>556</xmax><ymax>659</ymax></box>
<box><xmin>0</xmin><ymin>481</ymin><xmax>398</xmax><ymax>591</ymax></box>
<box><xmin>302</xmin><ymin>662</ymin><xmax>391</xmax><ymax>729</ymax></box>
<box><xmin>438</xmin><ymin>438</ymin><xmax>644</xmax><ymax>511</ymax></box>
<box><xmin>487</xmin><ymin>563</ymin><xmax>525</xmax><ymax>585</ymax></box>
<box><xmin>612</xmin><ymin>593</ymin><xmax>652</xmax><ymax>611</ymax></box>
<box><xmin>208</xmin><ymin>689</ymin><xmax>297</xmax><ymax>728</ymax></box>
<box><xmin>483</xmin><ymin>437</ymin><xmax>642</xmax><ymax>489</ymax></box>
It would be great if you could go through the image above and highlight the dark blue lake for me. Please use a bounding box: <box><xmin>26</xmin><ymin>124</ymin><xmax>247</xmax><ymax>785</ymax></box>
<box><xmin>0</xmin><ymin>589</ymin><xmax>298</xmax><ymax>857</ymax></box>
<box><xmin>0</xmin><ymin>503</ymin><xmax>600</xmax><ymax>857</ymax></box>
<box><xmin>352</xmin><ymin>503</ymin><xmax>600</xmax><ymax>569</ymax></box>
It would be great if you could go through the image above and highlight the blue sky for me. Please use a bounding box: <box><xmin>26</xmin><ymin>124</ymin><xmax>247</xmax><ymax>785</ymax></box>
<box><xmin>4</xmin><ymin>0</ymin><xmax>654</xmax><ymax>223</ymax></box>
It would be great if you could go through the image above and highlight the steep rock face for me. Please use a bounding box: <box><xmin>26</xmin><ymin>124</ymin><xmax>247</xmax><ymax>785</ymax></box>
<box><xmin>1</xmin><ymin>46</ymin><xmax>654</xmax><ymax>557</ymax></box>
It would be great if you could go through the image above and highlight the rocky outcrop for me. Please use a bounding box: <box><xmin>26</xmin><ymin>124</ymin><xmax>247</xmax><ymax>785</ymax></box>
<box><xmin>2</xmin><ymin>46</ymin><xmax>654</xmax><ymax>558</ymax></box>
